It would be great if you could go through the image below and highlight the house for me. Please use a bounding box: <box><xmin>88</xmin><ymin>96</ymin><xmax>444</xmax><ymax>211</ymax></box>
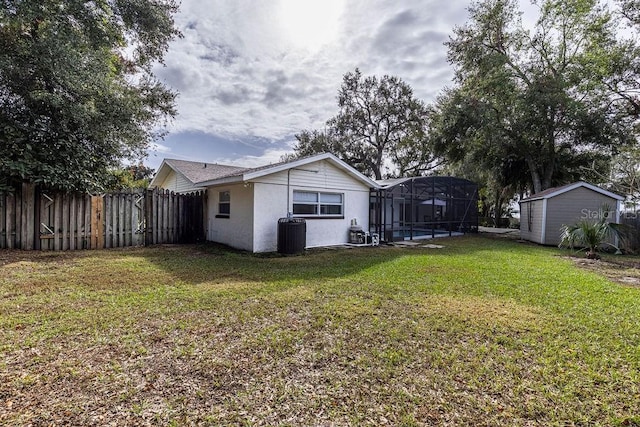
<box><xmin>151</xmin><ymin>153</ymin><xmax>378</xmax><ymax>252</ymax></box>
<box><xmin>519</xmin><ymin>181</ymin><xmax>624</xmax><ymax>245</ymax></box>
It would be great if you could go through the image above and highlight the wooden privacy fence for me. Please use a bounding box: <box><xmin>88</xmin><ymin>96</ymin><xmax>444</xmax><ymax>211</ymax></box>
<box><xmin>620</xmin><ymin>213</ymin><xmax>640</xmax><ymax>252</ymax></box>
<box><xmin>0</xmin><ymin>184</ymin><xmax>206</xmax><ymax>250</ymax></box>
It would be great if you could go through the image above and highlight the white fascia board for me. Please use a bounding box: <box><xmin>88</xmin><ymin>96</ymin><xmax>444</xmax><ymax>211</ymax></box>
<box><xmin>199</xmin><ymin>175</ymin><xmax>244</xmax><ymax>187</ymax></box>
<box><xmin>151</xmin><ymin>159</ymin><xmax>201</xmax><ymax>189</ymax></box>
<box><xmin>149</xmin><ymin>160</ymin><xmax>170</xmax><ymax>188</ymax></box>
<box><xmin>528</xmin><ymin>182</ymin><xmax>625</xmax><ymax>202</ymax></box>
<box><xmin>568</xmin><ymin>182</ymin><xmax>624</xmax><ymax>201</ymax></box>
<box><xmin>580</xmin><ymin>182</ymin><xmax>625</xmax><ymax>201</ymax></box>
<box><xmin>244</xmin><ymin>153</ymin><xmax>333</xmax><ymax>180</ymax></box>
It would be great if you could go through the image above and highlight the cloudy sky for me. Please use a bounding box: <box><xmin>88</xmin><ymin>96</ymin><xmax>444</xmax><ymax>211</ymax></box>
<box><xmin>147</xmin><ymin>0</ymin><xmax>538</xmax><ymax>170</ymax></box>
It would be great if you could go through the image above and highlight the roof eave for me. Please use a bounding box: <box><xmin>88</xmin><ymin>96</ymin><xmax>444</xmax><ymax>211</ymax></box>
<box><xmin>521</xmin><ymin>181</ymin><xmax>625</xmax><ymax>202</ymax></box>
<box><xmin>197</xmin><ymin>175</ymin><xmax>245</xmax><ymax>187</ymax></box>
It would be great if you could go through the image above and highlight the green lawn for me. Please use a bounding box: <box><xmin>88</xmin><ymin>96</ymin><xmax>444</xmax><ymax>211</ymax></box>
<box><xmin>1</xmin><ymin>236</ymin><xmax>639</xmax><ymax>426</ymax></box>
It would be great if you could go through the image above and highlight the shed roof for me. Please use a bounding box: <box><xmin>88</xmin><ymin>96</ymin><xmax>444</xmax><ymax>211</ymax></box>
<box><xmin>521</xmin><ymin>181</ymin><xmax>624</xmax><ymax>202</ymax></box>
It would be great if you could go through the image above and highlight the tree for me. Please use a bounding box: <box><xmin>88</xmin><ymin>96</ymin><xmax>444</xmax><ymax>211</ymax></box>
<box><xmin>106</xmin><ymin>163</ymin><xmax>155</xmax><ymax>191</ymax></box>
<box><xmin>435</xmin><ymin>0</ymin><xmax>635</xmax><ymax>194</ymax></box>
<box><xmin>0</xmin><ymin>0</ymin><xmax>180</xmax><ymax>192</ymax></box>
<box><xmin>619</xmin><ymin>0</ymin><xmax>640</xmax><ymax>25</ymax></box>
<box><xmin>610</xmin><ymin>146</ymin><xmax>640</xmax><ymax>205</ymax></box>
<box><xmin>428</xmin><ymin>86</ymin><xmax>532</xmax><ymax>224</ymax></box>
<box><xmin>290</xmin><ymin>69</ymin><xmax>437</xmax><ymax>180</ymax></box>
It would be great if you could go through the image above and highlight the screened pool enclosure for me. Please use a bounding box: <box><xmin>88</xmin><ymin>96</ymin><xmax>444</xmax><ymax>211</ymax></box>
<box><xmin>369</xmin><ymin>177</ymin><xmax>478</xmax><ymax>242</ymax></box>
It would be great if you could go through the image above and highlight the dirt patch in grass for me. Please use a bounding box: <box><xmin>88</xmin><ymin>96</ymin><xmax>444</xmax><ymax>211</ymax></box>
<box><xmin>566</xmin><ymin>255</ymin><xmax>640</xmax><ymax>287</ymax></box>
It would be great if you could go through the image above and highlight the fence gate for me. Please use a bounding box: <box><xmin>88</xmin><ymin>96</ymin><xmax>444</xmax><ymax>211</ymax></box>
<box><xmin>37</xmin><ymin>190</ymin><xmax>93</xmax><ymax>251</ymax></box>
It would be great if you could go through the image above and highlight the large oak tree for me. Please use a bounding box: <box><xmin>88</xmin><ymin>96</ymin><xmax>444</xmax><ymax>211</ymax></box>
<box><xmin>290</xmin><ymin>69</ymin><xmax>436</xmax><ymax>180</ymax></box>
<box><xmin>431</xmin><ymin>0</ymin><xmax>637</xmax><ymax>194</ymax></box>
<box><xmin>0</xmin><ymin>0</ymin><xmax>180</xmax><ymax>191</ymax></box>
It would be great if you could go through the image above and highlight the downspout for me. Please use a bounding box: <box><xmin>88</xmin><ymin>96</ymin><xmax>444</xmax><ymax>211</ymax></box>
<box><xmin>287</xmin><ymin>169</ymin><xmax>292</xmax><ymax>218</ymax></box>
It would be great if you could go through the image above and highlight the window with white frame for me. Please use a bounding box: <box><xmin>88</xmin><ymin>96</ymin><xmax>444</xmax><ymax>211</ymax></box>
<box><xmin>218</xmin><ymin>190</ymin><xmax>230</xmax><ymax>217</ymax></box>
<box><xmin>293</xmin><ymin>191</ymin><xmax>343</xmax><ymax>217</ymax></box>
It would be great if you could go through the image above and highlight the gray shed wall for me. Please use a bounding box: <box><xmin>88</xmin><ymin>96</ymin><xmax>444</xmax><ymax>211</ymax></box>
<box><xmin>544</xmin><ymin>187</ymin><xmax>618</xmax><ymax>246</ymax></box>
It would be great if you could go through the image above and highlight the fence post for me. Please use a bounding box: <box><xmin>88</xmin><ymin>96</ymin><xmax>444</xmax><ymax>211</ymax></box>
<box><xmin>34</xmin><ymin>186</ymin><xmax>41</xmax><ymax>250</ymax></box>
<box><xmin>144</xmin><ymin>188</ymin><xmax>153</xmax><ymax>246</ymax></box>
<box><xmin>91</xmin><ymin>195</ymin><xmax>105</xmax><ymax>249</ymax></box>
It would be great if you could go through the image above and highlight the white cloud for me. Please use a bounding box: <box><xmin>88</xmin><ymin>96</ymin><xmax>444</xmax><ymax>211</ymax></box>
<box><xmin>217</xmin><ymin>146</ymin><xmax>294</xmax><ymax>168</ymax></box>
<box><xmin>148</xmin><ymin>0</ymin><xmax>502</xmax><ymax>166</ymax></box>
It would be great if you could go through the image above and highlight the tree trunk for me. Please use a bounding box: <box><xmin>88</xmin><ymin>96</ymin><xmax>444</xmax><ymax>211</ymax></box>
<box><xmin>541</xmin><ymin>128</ymin><xmax>556</xmax><ymax>191</ymax></box>
<box><xmin>526</xmin><ymin>156</ymin><xmax>542</xmax><ymax>194</ymax></box>
<box><xmin>541</xmin><ymin>159</ymin><xmax>555</xmax><ymax>191</ymax></box>
<box><xmin>373</xmin><ymin>148</ymin><xmax>384</xmax><ymax>180</ymax></box>
<box><xmin>493</xmin><ymin>188</ymin><xmax>502</xmax><ymax>227</ymax></box>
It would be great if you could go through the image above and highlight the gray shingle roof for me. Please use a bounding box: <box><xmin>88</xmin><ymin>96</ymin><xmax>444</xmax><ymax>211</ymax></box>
<box><xmin>160</xmin><ymin>153</ymin><xmax>380</xmax><ymax>189</ymax></box>
<box><xmin>163</xmin><ymin>159</ymin><xmax>248</xmax><ymax>184</ymax></box>
<box><xmin>167</xmin><ymin>154</ymin><xmax>329</xmax><ymax>185</ymax></box>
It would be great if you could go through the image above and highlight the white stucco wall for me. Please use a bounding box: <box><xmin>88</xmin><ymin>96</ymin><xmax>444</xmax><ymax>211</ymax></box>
<box><xmin>252</xmin><ymin>182</ymin><xmax>289</xmax><ymax>253</ymax></box>
<box><xmin>206</xmin><ymin>183</ymin><xmax>254</xmax><ymax>251</ymax></box>
<box><xmin>205</xmin><ymin>159</ymin><xmax>373</xmax><ymax>253</ymax></box>
<box><xmin>303</xmin><ymin>189</ymin><xmax>370</xmax><ymax>249</ymax></box>
<box><xmin>252</xmin><ymin>159</ymin><xmax>373</xmax><ymax>252</ymax></box>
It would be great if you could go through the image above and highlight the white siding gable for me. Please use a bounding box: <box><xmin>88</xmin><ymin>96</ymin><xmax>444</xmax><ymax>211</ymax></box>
<box><xmin>155</xmin><ymin>169</ymin><xmax>204</xmax><ymax>194</ymax></box>
<box><xmin>254</xmin><ymin>159</ymin><xmax>368</xmax><ymax>192</ymax></box>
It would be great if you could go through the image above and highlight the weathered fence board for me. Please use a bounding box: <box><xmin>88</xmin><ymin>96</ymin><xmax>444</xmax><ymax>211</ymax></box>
<box><xmin>22</xmin><ymin>183</ymin><xmax>35</xmax><ymax>250</ymax></box>
<box><xmin>0</xmin><ymin>186</ymin><xmax>206</xmax><ymax>251</ymax></box>
<box><xmin>14</xmin><ymin>190</ymin><xmax>21</xmax><ymax>249</ymax></box>
<box><xmin>7</xmin><ymin>192</ymin><xmax>15</xmax><ymax>249</ymax></box>
<box><xmin>0</xmin><ymin>195</ymin><xmax>5</xmax><ymax>248</ymax></box>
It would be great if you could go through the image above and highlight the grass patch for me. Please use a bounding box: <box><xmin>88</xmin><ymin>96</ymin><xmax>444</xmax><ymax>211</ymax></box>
<box><xmin>1</xmin><ymin>236</ymin><xmax>639</xmax><ymax>425</ymax></box>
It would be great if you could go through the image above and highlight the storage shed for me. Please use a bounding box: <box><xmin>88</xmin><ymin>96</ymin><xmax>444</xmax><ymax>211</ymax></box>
<box><xmin>519</xmin><ymin>181</ymin><xmax>624</xmax><ymax>245</ymax></box>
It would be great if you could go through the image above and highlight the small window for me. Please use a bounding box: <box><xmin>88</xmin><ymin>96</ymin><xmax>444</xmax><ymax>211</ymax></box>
<box><xmin>293</xmin><ymin>191</ymin><xmax>343</xmax><ymax>217</ymax></box>
<box><xmin>218</xmin><ymin>190</ymin><xmax>230</xmax><ymax>217</ymax></box>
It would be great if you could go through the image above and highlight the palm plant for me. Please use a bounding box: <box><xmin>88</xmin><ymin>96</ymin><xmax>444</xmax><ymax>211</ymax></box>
<box><xmin>559</xmin><ymin>206</ymin><xmax>629</xmax><ymax>259</ymax></box>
